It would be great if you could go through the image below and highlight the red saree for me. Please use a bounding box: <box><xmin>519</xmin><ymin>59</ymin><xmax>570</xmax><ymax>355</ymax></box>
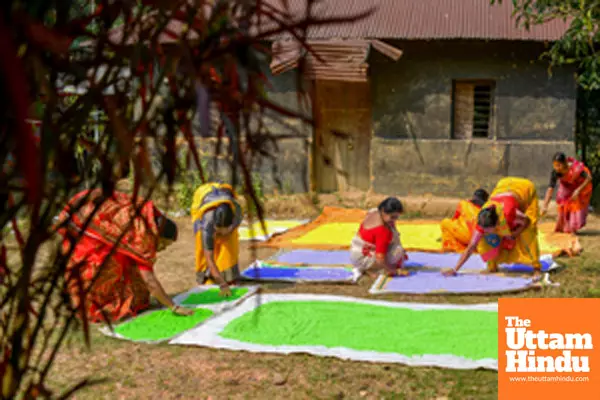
<box><xmin>555</xmin><ymin>158</ymin><xmax>593</xmax><ymax>233</ymax></box>
<box><xmin>58</xmin><ymin>189</ymin><xmax>161</xmax><ymax>323</ymax></box>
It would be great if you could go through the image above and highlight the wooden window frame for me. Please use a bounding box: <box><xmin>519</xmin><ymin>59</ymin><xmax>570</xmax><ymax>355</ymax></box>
<box><xmin>451</xmin><ymin>79</ymin><xmax>496</xmax><ymax>140</ymax></box>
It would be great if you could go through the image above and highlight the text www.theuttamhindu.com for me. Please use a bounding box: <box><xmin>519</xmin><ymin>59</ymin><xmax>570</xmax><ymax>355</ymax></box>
<box><xmin>508</xmin><ymin>376</ymin><xmax>590</xmax><ymax>383</ymax></box>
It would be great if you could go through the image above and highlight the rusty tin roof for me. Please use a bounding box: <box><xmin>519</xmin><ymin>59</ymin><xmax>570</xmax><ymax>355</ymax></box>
<box><xmin>263</xmin><ymin>0</ymin><xmax>569</xmax><ymax>41</ymax></box>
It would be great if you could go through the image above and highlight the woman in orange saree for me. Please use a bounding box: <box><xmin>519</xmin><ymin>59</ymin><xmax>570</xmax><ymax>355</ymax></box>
<box><xmin>541</xmin><ymin>153</ymin><xmax>593</xmax><ymax>233</ymax></box>
<box><xmin>58</xmin><ymin>189</ymin><xmax>194</xmax><ymax>323</ymax></box>
<box><xmin>440</xmin><ymin>189</ymin><xmax>489</xmax><ymax>252</ymax></box>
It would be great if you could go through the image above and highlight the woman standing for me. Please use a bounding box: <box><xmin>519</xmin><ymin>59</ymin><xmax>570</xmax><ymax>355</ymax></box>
<box><xmin>349</xmin><ymin>197</ymin><xmax>409</xmax><ymax>282</ymax></box>
<box><xmin>444</xmin><ymin>177</ymin><xmax>541</xmax><ymax>278</ymax></box>
<box><xmin>541</xmin><ymin>152</ymin><xmax>593</xmax><ymax>233</ymax></box>
<box><xmin>58</xmin><ymin>189</ymin><xmax>194</xmax><ymax>323</ymax></box>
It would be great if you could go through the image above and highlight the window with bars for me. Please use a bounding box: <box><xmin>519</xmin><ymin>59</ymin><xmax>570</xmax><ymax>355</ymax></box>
<box><xmin>452</xmin><ymin>80</ymin><xmax>495</xmax><ymax>139</ymax></box>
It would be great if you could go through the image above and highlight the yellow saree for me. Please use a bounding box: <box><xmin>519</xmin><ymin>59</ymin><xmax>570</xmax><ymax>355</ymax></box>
<box><xmin>191</xmin><ymin>183</ymin><xmax>240</xmax><ymax>284</ymax></box>
<box><xmin>477</xmin><ymin>177</ymin><xmax>541</xmax><ymax>271</ymax></box>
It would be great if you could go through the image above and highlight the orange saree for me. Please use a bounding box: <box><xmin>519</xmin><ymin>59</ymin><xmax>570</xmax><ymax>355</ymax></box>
<box><xmin>440</xmin><ymin>200</ymin><xmax>481</xmax><ymax>252</ymax></box>
<box><xmin>58</xmin><ymin>189</ymin><xmax>161</xmax><ymax>323</ymax></box>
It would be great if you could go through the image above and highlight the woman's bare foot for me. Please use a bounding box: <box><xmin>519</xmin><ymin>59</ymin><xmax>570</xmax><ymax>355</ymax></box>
<box><xmin>366</xmin><ymin>269</ymin><xmax>379</xmax><ymax>280</ymax></box>
<box><xmin>571</xmin><ymin>239</ymin><xmax>583</xmax><ymax>255</ymax></box>
<box><xmin>487</xmin><ymin>261</ymin><xmax>498</xmax><ymax>273</ymax></box>
<box><xmin>531</xmin><ymin>272</ymin><xmax>543</xmax><ymax>282</ymax></box>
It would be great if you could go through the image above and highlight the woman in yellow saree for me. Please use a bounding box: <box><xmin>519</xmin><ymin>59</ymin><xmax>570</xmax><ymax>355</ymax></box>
<box><xmin>444</xmin><ymin>177</ymin><xmax>541</xmax><ymax>279</ymax></box>
<box><xmin>192</xmin><ymin>182</ymin><xmax>243</xmax><ymax>296</ymax></box>
<box><xmin>440</xmin><ymin>189</ymin><xmax>489</xmax><ymax>252</ymax></box>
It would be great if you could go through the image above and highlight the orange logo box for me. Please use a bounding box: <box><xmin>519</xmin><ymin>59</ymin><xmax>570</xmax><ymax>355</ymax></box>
<box><xmin>499</xmin><ymin>298</ymin><xmax>600</xmax><ymax>400</ymax></box>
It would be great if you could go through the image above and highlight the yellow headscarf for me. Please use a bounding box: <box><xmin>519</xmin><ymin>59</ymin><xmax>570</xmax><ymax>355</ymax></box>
<box><xmin>190</xmin><ymin>182</ymin><xmax>236</xmax><ymax>227</ymax></box>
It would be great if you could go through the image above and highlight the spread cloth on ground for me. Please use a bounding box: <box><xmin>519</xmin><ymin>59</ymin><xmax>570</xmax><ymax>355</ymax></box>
<box><xmin>100</xmin><ymin>285</ymin><xmax>258</xmax><ymax>343</ymax></box>
<box><xmin>368</xmin><ymin>271</ymin><xmax>535</xmax><ymax>295</ymax></box>
<box><xmin>268</xmin><ymin>250</ymin><xmax>561</xmax><ymax>273</ymax></box>
<box><xmin>238</xmin><ymin>220</ymin><xmax>308</xmax><ymax>241</ymax></box>
<box><xmin>259</xmin><ymin>207</ymin><xmax>578</xmax><ymax>256</ymax></box>
<box><xmin>241</xmin><ymin>261</ymin><xmax>354</xmax><ymax>282</ymax></box>
<box><xmin>219</xmin><ymin>302</ymin><xmax>495</xmax><ymax>360</ymax></box>
<box><xmin>113</xmin><ymin>308</ymin><xmax>214</xmax><ymax>342</ymax></box>
<box><xmin>170</xmin><ymin>294</ymin><xmax>499</xmax><ymax>370</ymax></box>
<box><xmin>179</xmin><ymin>287</ymin><xmax>250</xmax><ymax>305</ymax></box>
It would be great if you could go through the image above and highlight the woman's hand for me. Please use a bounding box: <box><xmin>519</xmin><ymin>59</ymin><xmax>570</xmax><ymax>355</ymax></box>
<box><xmin>140</xmin><ymin>270</ymin><xmax>193</xmax><ymax>315</ymax></box>
<box><xmin>571</xmin><ymin>190</ymin><xmax>581</xmax><ymax>201</ymax></box>
<box><xmin>205</xmin><ymin>250</ymin><xmax>230</xmax><ymax>293</ymax></box>
<box><xmin>443</xmin><ymin>268</ymin><xmax>457</xmax><ymax>277</ymax></box>
<box><xmin>384</xmin><ymin>264</ymin><xmax>399</xmax><ymax>277</ymax></box>
<box><xmin>397</xmin><ymin>269</ymin><xmax>411</xmax><ymax>277</ymax></box>
<box><xmin>510</xmin><ymin>213</ymin><xmax>530</xmax><ymax>238</ymax></box>
<box><xmin>219</xmin><ymin>284</ymin><xmax>232</xmax><ymax>297</ymax></box>
<box><xmin>171</xmin><ymin>305</ymin><xmax>195</xmax><ymax>316</ymax></box>
<box><xmin>540</xmin><ymin>206</ymin><xmax>548</xmax><ymax>217</ymax></box>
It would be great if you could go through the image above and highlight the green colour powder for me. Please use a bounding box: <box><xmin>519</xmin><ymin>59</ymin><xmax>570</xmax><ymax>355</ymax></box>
<box><xmin>219</xmin><ymin>301</ymin><xmax>498</xmax><ymax>360</ymax></box>
<box><xmin>114</xmin><ymin>308</ymin><xmax>214</xmax><ymax>341</ymax></box>
<box><xmin>181</xmin><ymin>288</ymin><xmax>249</xmax><ymax>305</ymax></box>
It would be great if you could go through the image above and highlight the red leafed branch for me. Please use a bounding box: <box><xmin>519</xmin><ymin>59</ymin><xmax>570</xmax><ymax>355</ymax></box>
<box><xmin>0</xmin><ymin>0</ymin><xmax>369</xmax><ymax>398</ymax></box>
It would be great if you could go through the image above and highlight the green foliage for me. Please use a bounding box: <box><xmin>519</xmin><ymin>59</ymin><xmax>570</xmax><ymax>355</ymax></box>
<box><xmin>592</xmin><ymin>181</ymin><xmax>600</xmax><ymax>211</ymax></box>
<box><xmin>586</xmin><ymin>288</ymin><xmax>600</xmax><ymax>298</ymax></box>
<box><xmin>500</xmin><ymin>0</ymin><xmax>600</xmax><ymax>209</ymax></box>
<box><xmin>494</xmin><ymin>0</ymin><xmax>600</xmax><ymax>90</ymax></box>
<box><xmin>176</xmin><ymin>170</ymin><xmax>205</xmax><ymax>214</ymax></box>
<box><xmin>175</xmin><ymin>151</ymin><xmax>211</xmax><ymax>214</ymax></box>
<box><xmin>282</xmin><ymin>178</ymin><xmax>294</xmax><ymax>195</ymax></box>
<box><xmin>175</xmin><ymin>169</ymin><xmax>266</xmax><ymax>216</ymax></box>
<box><xmin>576</xmin><ymin>87</ymin><xmax>600</xmax><ymax>209</ymax></box>
<box><xmin>238</xmin><ymin>173</ymin><xmax>265</xmax><ymax>216</ymax></box>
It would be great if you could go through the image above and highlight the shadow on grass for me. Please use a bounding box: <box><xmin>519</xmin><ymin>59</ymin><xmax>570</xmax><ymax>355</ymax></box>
<box><xmin>577</xmin><ymin>229</ymin><xmax>600</xmax><ymax>237</ymax></box>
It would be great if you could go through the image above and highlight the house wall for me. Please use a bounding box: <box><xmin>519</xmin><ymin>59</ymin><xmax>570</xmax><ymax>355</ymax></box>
<box><xmin>370</xmin><ymin>40</ymin><xmax>578</xmax><ymax>197</ymax></box>
<box><xmin>202</xmin><ymin>40</ymin><xmax>578</xmax><ymax>197</ymax></box>
<box><xmin>194</xmin><ymin>136</ymin><xmax>311</xmax><ymax>194</ymax></box>
<box><xmin>193</xmin><ymin>67</ymin><xmax>312</xmax><ymax>194</ymax></box>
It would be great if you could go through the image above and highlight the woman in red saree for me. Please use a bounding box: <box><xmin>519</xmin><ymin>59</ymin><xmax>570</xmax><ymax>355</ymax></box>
<box><xmin>541</xmin><ymin>153</ymin><xmax>593</xmax><ymax>233</ymax></box>
<box><xmin>349</xmin><ymin>197</ymin><xmax>409</xmax><ymax>282</ymax></box>
<box><xmin>58</xmin><ymin>189</ymin><xmax>194</xmax><ymax>323</ymax></box>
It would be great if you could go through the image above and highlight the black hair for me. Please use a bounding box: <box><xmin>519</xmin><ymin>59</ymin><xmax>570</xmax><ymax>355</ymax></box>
<box><xmin>378</xmin><ymin>197</ymin><xmax>404</xmax><ymax>214</ymax></box>
<box><xmin>156</xmin><ymin>214</ymin><xmax>178</xmax><ymax>241</ymax></box>
<box><xmin>118</xmin><ymin>161</ymin><xmax>131</xmax><ymax>180</ymax></box>
<box><xmin>553</xmin><ymin>152</ymin><xmax>567</xmax><ymax>164</ymax></box>
<box><xmin>477</xmin><ymin>206</ymin><xmax>499</xmax><ymax>229</ymax></box>
<box><xmin>214</xmin><ymin>203</ymin><xmax>234</xmax><ymax>227</ymax></box>
<box><xmin>471</xmin><ymin>188</ymin><xmax>490</xmax><ymax>208</ymax></box>
<box><xmin>162</xmin><ymin>218</ymin><xmax>178</xmax><ymax>241</ymax></box>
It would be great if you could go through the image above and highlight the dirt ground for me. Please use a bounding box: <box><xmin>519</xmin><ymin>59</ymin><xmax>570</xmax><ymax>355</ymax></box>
<box><xmin>48</xmin><ymin>194</ymin><xmax>600</xmax><ymax>400</ymax></box>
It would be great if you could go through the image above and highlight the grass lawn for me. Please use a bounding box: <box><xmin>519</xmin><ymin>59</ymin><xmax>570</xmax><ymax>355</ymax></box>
<box><xmin>46</xmin><ymin>210</ymin><xmax>600</xmax><ymax>400</ymax></box>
